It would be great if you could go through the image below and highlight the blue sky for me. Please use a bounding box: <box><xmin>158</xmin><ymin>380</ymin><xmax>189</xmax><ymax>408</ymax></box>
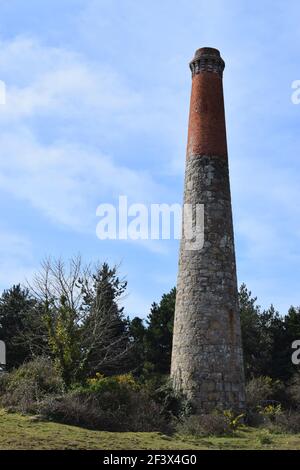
<box><xmin>0</xmin><ymin>0</ymin><xmax>299</xmax><ymax>317</ymax></box>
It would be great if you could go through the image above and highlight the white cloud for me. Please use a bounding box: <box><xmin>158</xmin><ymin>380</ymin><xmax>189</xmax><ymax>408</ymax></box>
<box><xmin>0</xmin><ymin>36</ymin><xmax>141</xmax><ymax>123</ymax></box>
<box><xmin>0</xmin><ymin>35</ymin><xmax>169</xmax><ymax>233</ymax></box>
<box><xmin>0</xmin><ymin>128</ymin><xmax>163</xmax><ymax>231</ymax></box>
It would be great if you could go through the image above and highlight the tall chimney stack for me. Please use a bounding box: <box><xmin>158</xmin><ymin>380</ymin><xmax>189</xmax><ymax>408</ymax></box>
<box><xmin>171</xmin><ymin>48</ymin><xmax>245</xmax><ymax>412</ymax></box>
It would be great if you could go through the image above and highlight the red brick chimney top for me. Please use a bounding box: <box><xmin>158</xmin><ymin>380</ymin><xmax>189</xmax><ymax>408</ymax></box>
<box><xmin>187</xmin><ymin>47</ymin><xmax>227</xmax><ymax>157</ymax></box>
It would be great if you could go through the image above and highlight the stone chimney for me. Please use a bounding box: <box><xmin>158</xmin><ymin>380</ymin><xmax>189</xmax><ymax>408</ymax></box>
<box><xmin>171</xmin><ymin>47</ymin><xmax>245</xmax><ymax>412</ymax></box>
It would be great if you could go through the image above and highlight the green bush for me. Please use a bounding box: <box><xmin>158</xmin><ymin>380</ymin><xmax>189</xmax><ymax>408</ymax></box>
<box><xmin>40</xmin><ymin>373</ymin><xmax>172</xmax><ymax>433</ymax></box>
<box><xmin>0</xmin><ymin>357</ymin><xmax>64</xmax><ymax>413</ymax></box>
<box><xmin>257</xmin><ymin>430</ymin><xmax>273</xmax><ymax>445</ymax></box>
<box><xmin>245</xmin><ymin>376</ymin><xmax>284</xmax><ymax>410</ymax></box>
<box><xmin>177</xmin><ymin>414</ymin><xmax>233</xmax><ymax>437</ymax></box>
<box><xmin>141</xmin><ymin>375</ymin><xmax>192</xmax><ymax>419</ymax></box>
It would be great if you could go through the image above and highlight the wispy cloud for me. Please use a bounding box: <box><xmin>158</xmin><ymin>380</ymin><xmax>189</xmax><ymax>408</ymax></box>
<box><xmin>0</xmin><ymin>36</ymin><xmax>168</xmax><ymax>232</ymax></box>
<box><xmin>0</xmin><ymin>128</ymin><xmax>164</xmax><ymax>230</ymax></box>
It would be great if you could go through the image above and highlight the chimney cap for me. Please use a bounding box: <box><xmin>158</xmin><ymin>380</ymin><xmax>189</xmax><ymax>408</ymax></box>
<box><xmin>194</xmin><ymin>47</ymin><xmax>221</xmax><ymax>58</ymax></box>
<box><xmin>190</xmin><ymin>47</ymin><xmax>225</xmax><ymax>78</ymax></box>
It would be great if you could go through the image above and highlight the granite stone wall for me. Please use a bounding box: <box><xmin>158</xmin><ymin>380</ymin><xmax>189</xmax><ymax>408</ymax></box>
<box><xmin>171</xmin><ymin>154</ymin><xmax>245</xmax><ymax>412</ymax></box>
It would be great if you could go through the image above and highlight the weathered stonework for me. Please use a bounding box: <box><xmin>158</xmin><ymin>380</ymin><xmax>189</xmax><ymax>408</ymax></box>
<box><xmin>171</xmin><ymin>48</ymin><xmax>245</xmax><ymax>412</ymax></box>
<box><xmin>189</xmin><ymin>47</ymin><xmax>225</xmax><ymax>78</ymax></box>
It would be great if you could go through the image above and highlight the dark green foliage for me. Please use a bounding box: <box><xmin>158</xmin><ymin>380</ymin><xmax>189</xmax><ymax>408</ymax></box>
<box><xmin>144</xmin><ymin>288</ymin><xmax>175</xmax><ymax>374</ymax></box>
<box><xmin>0</xmin><ymin>285</ymin><xmax>44</xmax><ymax>370</ymax></box>
<box><xmin>239</xmin><ymin>283</ymin><xmax>276</xmax><ymax>378</ymax></box>
<box><xmin>130</xmin><ymin>288</ymin><xmax>176</xmax><ymax>376</ymax></box>
<box><xmin>286</xmin><ymin>373</ymin><xmax>300</xmax><ymax>408</ymax></box>
<box><xmin>239</xmin><ymin>283</ymin><xmax>261</xmax><ymax>378</ymax></box>
<box><xmin>239</xmin><ymin>284</ymin><xmax>300</xmax><ymax>381</ymax></box>
<box><xmin>130</xmin><ymin>283</ymin><xmax>299</xmax><ymax>384</ymax></box>
<box><xmin>282</xmin><ymin>307</ymin><xmax>300</xmax><ymax>380</ymax></box>
<box><xmin>129</xmin><ymin>316</ymin><xmax>146</xmax><ymax>373</ymax></box>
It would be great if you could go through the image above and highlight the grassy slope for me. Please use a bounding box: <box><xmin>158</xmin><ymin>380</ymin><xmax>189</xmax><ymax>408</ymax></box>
<box><xmin>0</xmin><ymin>410</ymin><xmax>300</xmax><ymax>450</ymax></box>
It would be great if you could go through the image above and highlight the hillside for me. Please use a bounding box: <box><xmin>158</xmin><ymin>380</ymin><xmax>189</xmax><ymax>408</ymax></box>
<box><xmin>0</xmin><ymin>410</ymin><xmax>300</xmax><ymax>450</ymax></box>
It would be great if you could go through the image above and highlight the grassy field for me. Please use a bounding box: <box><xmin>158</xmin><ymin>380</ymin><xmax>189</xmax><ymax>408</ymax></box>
<box><xmin>0</xmin><ymin>409</ymin><xmax>300</xmax><ymax>450</ymax></box>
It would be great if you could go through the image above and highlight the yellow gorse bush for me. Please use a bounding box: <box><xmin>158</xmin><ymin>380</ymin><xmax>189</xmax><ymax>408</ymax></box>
<box><xmin>223</xmin><ymin>410</ymin><xmax>245</xmax><ymax>430</ymax></box>
<box><xmin>87</xmin><ymin>373</ymin><xmax>139</xmax><ymax>389</ymax></box>
<box><xmin>259</xmin><ymin>404</ymin><xmax>282</xmax><ymax>418</ymax></box>
<box><xmin>87</xmin><ymin>373</ymin><xmax>105</xmax><ymax>386</ymax></box>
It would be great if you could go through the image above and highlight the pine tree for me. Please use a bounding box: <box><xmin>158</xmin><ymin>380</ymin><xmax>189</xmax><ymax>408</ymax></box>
<box><xmin>129</xmin><ymin>316</ymin><xmax>146</xmax><ymax>373</ymax></box>
<box><xmin>143</xmin><ymin>288</ymin><xmax>176</xmax><ymax>374</ymax></box>
<box><xmin>79</xmin><ymin>263</ymin><xmax>132</xmax><ymax>377</ymax></box>
<box><xmin>0</xmin><ymin>285</ymin><xmax>37</xmax><ymax>369</ymax></box>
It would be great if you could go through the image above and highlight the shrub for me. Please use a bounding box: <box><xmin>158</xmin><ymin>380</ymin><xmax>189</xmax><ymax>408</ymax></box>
<box><xmin>40</xmin><ymin>373</ymin><xmax>172</xmax><ymax>433</ymax></box>
<box><xmin>88</xmin><ymin>372</ymin><xmax>139</xmax><ymax>389</ymax></box>
<box><xmin>177</xmin><ymin>414</ymin><xmax>233</xmax><ymax>437</ymax></box>
<box><xmin>258</xmin><ymin>403</ymin><xmax>282</xmax><ymax>422</ymax></box>
<box><xmin>245</xmin><ymin>410</ymin><xmax>266</xmax><ymax>427</ymax></box>
<box><xmin>142</xmin><ymin>375</ymin><xmax>192</xmax><ymax>419</ymax></box>
<box><xmin>257</xmin><ymin>430</ymin><xmax>273</xmax><ymax>445</ymax></box>
<box><xmin>223</xmin><ymin>410</ymin><xmax>245</xmax><ymax>430</ymax></box>
<box><xmin>0</xmin><ymin>357</ymin><xmax>64</xmax><ymax>413</ymax></box>
<box><xmin>39</xmin><ymin>392</ymin><xmax>120</xmax><ymax>430</ymax></box>
<box><xmin>245</xmin><ymin>376</ymin><xmax>284</xmax><ymax>410</ymax></box>
<box><xmin>283</xmin><ymin>413</ymin><xmax>300</xmax><ymax>433</ymax></box>
<box><xmin>74</xmin><ymin>374</ymin><xmax>139</xmax><ymax>415</ymax></box>
<box><xmin>270</xmin><ymin>412</ymin><xmax>300</xmax><ymax>434</ymax></box>
<box><xmin>0</xmin><ymin>372</ymin><xmax>9</xmax><ymax>395</ymax></box>
<box><xmin>286</xmin><ymin>373</ymin><xmax>300</xmax><ymax>409</ymax></box>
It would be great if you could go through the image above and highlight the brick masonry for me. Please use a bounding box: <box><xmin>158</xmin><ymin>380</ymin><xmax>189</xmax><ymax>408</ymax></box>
<box><xmin>171</xmin><ymin>48</ymin><xmax>245</xmax><ymax>412</ymax></box>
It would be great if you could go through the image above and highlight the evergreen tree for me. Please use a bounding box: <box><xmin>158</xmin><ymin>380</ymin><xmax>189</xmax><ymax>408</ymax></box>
<box><xmin>79</xmin><ymin>263</ymin><xmax>132</xmax><ymax>377</ymax></box>
<box><xmin>239</xmin><ymin>283</ymin><xmax>262</xmax><ymax>378</ymax></box>
<box><xmin>0</xmin><ymin>285</ymin><xmax>37</xmax><ymax>369</ymax></box>
<box><xmin>239</xmin><ymin>284</ymin><xmax>291</xmax><ymax>380</ymax></box>
<box><xmin>143</xmin><ymin>288</ymin><xmax>176</xmax><ymax>374</ymax></box>
<box><xmin>258</xmin><ymin>304</ymin><xmax>284</xmax><ymax>379</ymax></box>
<box><xmin>239</xmin><ymin>284</ymin><xmax>282</xmax><ymax>379</ymax></box>
<box><xmin>281</xmin><ymin>306</ymin><xmax>300</xmax><ymax>380</ymax></box>
<box><xmin>129</xmin><ymin>316</ymin><xmax>146</xmax><ymax>373</ymax></box>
